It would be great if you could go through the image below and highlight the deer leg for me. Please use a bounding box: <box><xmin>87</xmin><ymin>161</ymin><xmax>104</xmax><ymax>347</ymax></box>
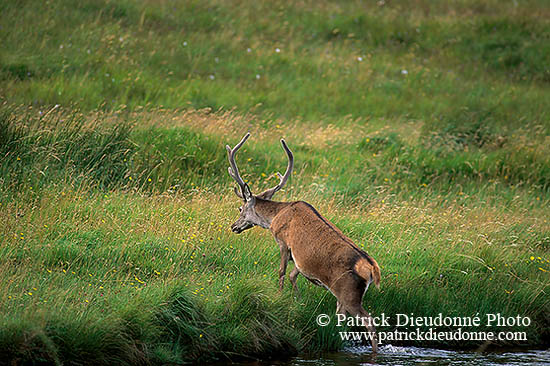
<box><xmin>289</xmin><ymin>266</ymin><xmax>300</xmax><ymax>297</ymax></box>
<box><xmin>278</xmin><ymin>245</ymin><xmax>290</xmax><ymax>291</ymax></box>
<box><xmin>346</xmin><ymin>305</ymin><xmax>379</xmax><ymax>353</ymax></box>
<box><xmin>333</xmin><ymin>276</ymin><xmax>378</xmax><ymax>353</ymax></box>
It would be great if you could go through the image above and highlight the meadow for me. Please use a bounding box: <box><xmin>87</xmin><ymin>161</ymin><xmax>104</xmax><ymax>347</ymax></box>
<box><xmin>1</xmin><ymin>0</ymin><xmax>549</xmax><ymax>364</ymax></box>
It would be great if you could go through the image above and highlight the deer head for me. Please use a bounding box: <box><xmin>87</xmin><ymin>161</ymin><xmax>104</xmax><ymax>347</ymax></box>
<box><xmin>226</xmin><ymin>133</ymin><xmax>293</xmax><ymax>233</ymax></box>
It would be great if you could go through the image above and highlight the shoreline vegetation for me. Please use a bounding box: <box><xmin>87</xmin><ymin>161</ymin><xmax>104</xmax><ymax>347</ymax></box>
<box><xmin>1</xmin><ymin>0</ymin><xmax>549</xmax><ymax>364</ymax></box>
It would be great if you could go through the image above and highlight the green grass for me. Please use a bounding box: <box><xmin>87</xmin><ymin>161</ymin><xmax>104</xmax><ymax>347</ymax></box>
<box><xmin>1</xmin><ymin>0</ymin><xmax>550</xmax><ymax>364</ymax></box>
<box><xmin>1</xmin><ymin>0</ymin><xmax>550</xmax><ymax>128</ymax></box>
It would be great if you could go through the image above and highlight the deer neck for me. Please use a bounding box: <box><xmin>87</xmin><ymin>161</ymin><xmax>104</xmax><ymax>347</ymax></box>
<box><xmin>253</xmin><ymin>198</ymin><xmax>291</xmax><ymax>228</ymax></box>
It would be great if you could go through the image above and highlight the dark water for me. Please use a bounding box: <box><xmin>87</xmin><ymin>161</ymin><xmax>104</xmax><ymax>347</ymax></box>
<box><xmin>237</xmin><ymin>345</ymin><xmax>550</xmax><ymax>366</ymax></box>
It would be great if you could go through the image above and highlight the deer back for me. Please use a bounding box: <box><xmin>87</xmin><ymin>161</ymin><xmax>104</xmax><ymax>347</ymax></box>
<box><xmin>270</xmin><ymin>201</ymin><xmax>379</xmax><ymax>288</ymax></box>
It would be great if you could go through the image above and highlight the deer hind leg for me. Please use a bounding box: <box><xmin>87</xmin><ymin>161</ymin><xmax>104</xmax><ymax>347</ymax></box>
<box><xmin>333</xmin><ymin>276</ymin><xmax>378</xmax><ymax>353</ymax></box>
<box><xmin>277</xmin><ymin>243</ymin><xmax>290</xmax><ymax>291</ymax></box>
<box><xmin>346</xmin><ymin>305</ymin><xmax>379</xmax><ymax>353</ymax></box>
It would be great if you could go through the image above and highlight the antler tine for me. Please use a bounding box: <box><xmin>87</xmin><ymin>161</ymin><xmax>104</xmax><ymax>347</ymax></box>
<box><xmin>275</xmin><ymin>139</ymin><xmax>294</xmax><ymax>191</ymax></box>
<box><xmin>259</xmin><ymin>138</ymin><xmax>293</xmax><ymax>199</ymax></box>
<box><xmin>226</xmin><ymin>132</ymin><xmax>251</xmax><ymax>190</ymax></box>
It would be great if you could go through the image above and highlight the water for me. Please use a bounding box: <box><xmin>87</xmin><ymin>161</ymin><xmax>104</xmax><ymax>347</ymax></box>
<box><xmin>233</xmin><ymin>346</ymin><xmax>550</xmax><ymax>366</ymax></box>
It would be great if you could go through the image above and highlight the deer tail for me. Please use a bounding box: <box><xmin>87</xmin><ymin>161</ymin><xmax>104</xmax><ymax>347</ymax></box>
<box><xmin>354</xmin><ymin>256</ymin><xmax>381</xmax><ymax>289</ymax></box>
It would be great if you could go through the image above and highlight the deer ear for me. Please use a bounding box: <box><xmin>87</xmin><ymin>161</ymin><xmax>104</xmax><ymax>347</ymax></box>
<box><xmin>242</xmin><ymin>184</ymin><xmax>253</xmax><ymax>202</ymax></box>
<box><xmin>256</xmin><ymin>190</ymin><xmax>274</xmax><ymax>200</ymax></box>
<box><xmin>234</xmin><ymin>186</ymin><xmax>244</xmax><ymax>199</ymax></box>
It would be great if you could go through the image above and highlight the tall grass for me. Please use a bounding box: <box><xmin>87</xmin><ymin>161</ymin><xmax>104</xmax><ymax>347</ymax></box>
<box><xmin>2</xmin><ymin>105</ymin><xmax>550</xmax><ymax>203</ymax></box>
<box><xmin>0</xmin><ymin>104</ymin><xmax>133</xmax><ymax>192</ymax></box>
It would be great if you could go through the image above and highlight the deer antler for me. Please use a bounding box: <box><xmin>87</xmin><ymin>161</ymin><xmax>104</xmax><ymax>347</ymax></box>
<box><xmin>259</xmin><ymin>139</ymin><xmax>294</xmax><ymax>200</ymax></box>
<box><xmin>226</xmin><ymin>133</ymin><xmax>251</xmax><ymax>194</ymax></box>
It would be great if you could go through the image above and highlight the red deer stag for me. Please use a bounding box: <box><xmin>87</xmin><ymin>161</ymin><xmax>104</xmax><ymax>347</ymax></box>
<box><xmin>226</xmin><ymin>133</ymin><xmax>381</xmax><ymax>352</ymax></box>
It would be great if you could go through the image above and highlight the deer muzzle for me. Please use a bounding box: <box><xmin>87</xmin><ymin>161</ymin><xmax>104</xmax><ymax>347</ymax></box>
<box><xmin>231</xmin><ymin>221</ymin><xmax>253</xmax><ymax>234</ymax></box>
